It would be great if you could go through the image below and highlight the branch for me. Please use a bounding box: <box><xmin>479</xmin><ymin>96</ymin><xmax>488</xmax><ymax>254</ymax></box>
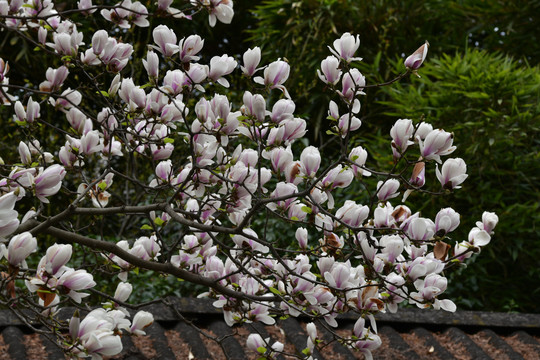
<box><xmin>23</xmin><ymin>219</ymin><xmax>278</xmax><ymax>303</ymax></box>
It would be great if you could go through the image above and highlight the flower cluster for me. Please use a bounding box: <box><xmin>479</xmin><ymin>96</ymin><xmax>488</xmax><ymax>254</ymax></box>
<box><xmin>0</xmin><ymin>2</ymin><xmax>498</xmax><ymax>360</ymax></box>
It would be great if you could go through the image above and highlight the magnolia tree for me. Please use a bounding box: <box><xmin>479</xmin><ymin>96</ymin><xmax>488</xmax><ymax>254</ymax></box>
<box><xmin>0</xmin><ymin>1</ymin><xmax>499</xmax><ymax>359</ymax></box>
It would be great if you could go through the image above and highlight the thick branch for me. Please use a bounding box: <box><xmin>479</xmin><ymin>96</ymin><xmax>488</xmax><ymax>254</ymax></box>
<box><xmin>23</xmin><ymin>219</ymin><xmax>277</xmax><ymax>303</ymax></box>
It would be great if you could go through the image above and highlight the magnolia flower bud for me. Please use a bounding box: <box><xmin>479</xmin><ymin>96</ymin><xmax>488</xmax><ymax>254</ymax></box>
<box><xmin>18</xmin><ymin>141</ymin><xmax>31</xmax><ymax>165</ymax></box>
<box><xmin>405</xmin><ymin>41</ymin><xmax>429</xmax><ymax>70</ymax></box>
<box><xmin>410</xmin><ymin>161</ymin><xmax>426</xmax><ymax>188</ymax></box>
<box><xmin>143</xmin><ymin>51</ymin><xmax>159</xmax><ymax>79</ymax></box>
<box><xmin>306</xmin><ymin>322</ymin><xmax>318</xmax><ymax>341</ymax></box>
<box><xmin>296</xmin><ymin>227</ymin><xmax>308</xmax><ymax>250</ymax></box>
<box><xmin>14</xmin><ymin>101</ymin><xmax>26</xmax><ymax>122</ymax></box>
<box><xmin>38</xmin><ymin>27</ymin><xmax>47</xmax><ymax>45</ymax></box>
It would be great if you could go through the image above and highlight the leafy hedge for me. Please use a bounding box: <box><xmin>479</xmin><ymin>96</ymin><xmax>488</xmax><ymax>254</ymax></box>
<box><xmin>376</xmin><ymin>50</ymin><xmax>540</xmax><ymax>312</ymax></box>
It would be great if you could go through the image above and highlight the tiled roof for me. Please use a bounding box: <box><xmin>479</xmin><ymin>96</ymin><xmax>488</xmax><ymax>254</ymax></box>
<box><xmin>0</xmin><ymin>298</ymin><xmax>539</xmax><ymax>359</ymax></box>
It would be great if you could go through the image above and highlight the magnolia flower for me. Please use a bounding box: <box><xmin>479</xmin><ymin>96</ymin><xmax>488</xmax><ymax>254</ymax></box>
<box><xmin>324</xmin><ymin>263</ymin><xmax>351</xmax><ymax>289</ymax></box>
<box><xmin>179</xmin><ymin>35</ymin><xmax>204</xmax><ymax>63</ymax></box>
<box><xmin>436</xmin><ymin>158</ymin><xmax>468</xmax><ymax>190</ymax></box>
<box><xmin>0</xmin><ymin>192</ymin><xmax>20</xmax><ymax>238</ymax></box>
<box><xmin>242</xmin><ymin>91</ymin><xmax>266</xmax><ymax>122</ymax></box>
<box><xmin>59</xmin><ymin>269</ymin><xmax>96</xmax><ymax>292</ymax></box>
<box><xmin>241</xmin><ymin>47</ymin><xmax>262</xmax><ymax>76</ymax></box>
<box><xmin>476</xmin><ymin>211</ymin><xmax>498</xmax><ymax>234</ymax></box>
<box><xmin>349</xmin><ymin>146</ymin><xmax>371</xmax><ymax>177</ymax></box>
<box><xmin>152</xmin><ymin>25</ymin><xmax>178</xmax><ymax>57</ymax></box>
<box><xmin>246</xmin><ymin>333</ymin><xmax>266</xmax><ymax>352</ymax></box>
<box><xmin>299</xmin><ymin>146</ymin><xmax>321</xmax><ymax>178</ymax></box>
<box><xmin>268</xmin><ymin>182</ymin><xmax>298</xmax><ymax>211</ymax></box>
<box><xmin>13</xmin><ymin>97</ymin><xmax>40</xmax><ymax>123</ymax></box>
<box><xmin>209</xmin><ymin>55</ymin><xmax>237</xmax><ymax>87</ymax></box>
<box><xmin>337</xmin><ymin>114</ymin><xmax>362</xmax><ymax>137</ymax></box>
<box><xmin>339</xmin><ymin>68</ymin><xmax>365</xmax><ymax>111</ymax></box>
<box><xmin>380</xmin><ymin>235</ymin><xmax>404</xmax><ymax>264</ymax></box>
<box><xmin>317</xmin><ymin>56</ymin><xmax>342</xmax><ymax>85</ymax></box>
<box><xmin>197</xmin><ymin>0</ymin><xmax>234</xmax><ymax>27</ymax></box>
<box><xmin>390</xmin><ymin>119</ymin><xmax>414</xmax><ymax>158</ymax></box>
<box><xmin>376</xmin><ymin>179</ymin><xmax>400</xmax><ymax>201</ymax></box>
<box><xmin>415</xmin><ymin>122</ymin><xmax>433</xmax><ymax>140</ymax></box>
<box><xmin>271</xmin><ymin>99</ymin><xmax>295</xmax><ymax>124</ymax></box>
<box><xmin>130</xmin><ymin>311</ymin><xmax>154</xmax><ymax>335</ymax></box>
<box><xmin>80</xmin><ymin>130</ymin><xmax>104</xmax><ymax>155</ymax></box>
<box><xmin>435</xmin><ymin>208</ymin><xmax>460</xmax><ymax>235</ymax></box>
<box><xmin>419</xmin><ymin>129</ymin><xmax>456</xmax><ymax>163</ymax></box>
<box><xmin>101</xmin><ymin>1</ymin><xmax>149</xmax><ymax>28</ymax></box>
<box><xmin>6</xmin><ymin>232</ymin><xmax>37</xmax><ymax>267</ymax></box>
<box><xmin>408</xmin><ymin>217</ymin><xmax>435</xmax><ymax>241</ymax></box>
<box><xmin>39</xmin><ymin>66</ymin><xmax>69</xmax><ymax>92</ymax></box>
<box><xmin>335</xmin><ymin>200</ymin><xmax>369</xmax><ymax>228</ymax></box>
<box><xmin>34</xmin><ymin>165</ymin><xmax>66</xmax><ymax>203</ymax></box>
<box><xmin>405</xmin><ymin>41</ymin><xmax>429</xmax><ymax>71</ymax></box>
<box><xmin>232</xmin><ymin>229</ymin><xmax>269</xmax><ymax>253</ymax></box>
<box><xmin>468</xmin><ymin>227</ymin><xmax>491</xmax><ymax>247</ymax></box>
<box><xmin>328</xmin><ymin>33</ymin><xmax>362</xmax><ymax>63</ymax></box>
<box><xmin>69</xmin><ymin>310</ymin><xmax>123</xmax><ymax>358</ymax></box>
<box><xmin>263</xmin><ymin>146</ymin><xmax>293</xmax><ymax>174</ymax></box>
<box><xmin>49</xmin><ymin>29</ymin><xmax>83</xmax><ymax>56</ymax></box>
<box><xmin>78</xmin><ymin>0</ymin><xmax>96</xmax><ymax>14</ymax></box>
<box><xmin>254</xmin><ymin>59</ymin><xmax>290</xmax><ymax>98</ymax></box>
<box><xmin>40</xmin><ymin>244</ymin><xmax>72</xmax><ymax>276</ymax></box>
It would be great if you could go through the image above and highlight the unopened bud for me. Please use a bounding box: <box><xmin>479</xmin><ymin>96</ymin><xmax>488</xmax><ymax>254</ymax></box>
<box><xmin>404</xmin><ymin>41</ymin><xmax>429</xmax><ymax>71</ymax></box>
